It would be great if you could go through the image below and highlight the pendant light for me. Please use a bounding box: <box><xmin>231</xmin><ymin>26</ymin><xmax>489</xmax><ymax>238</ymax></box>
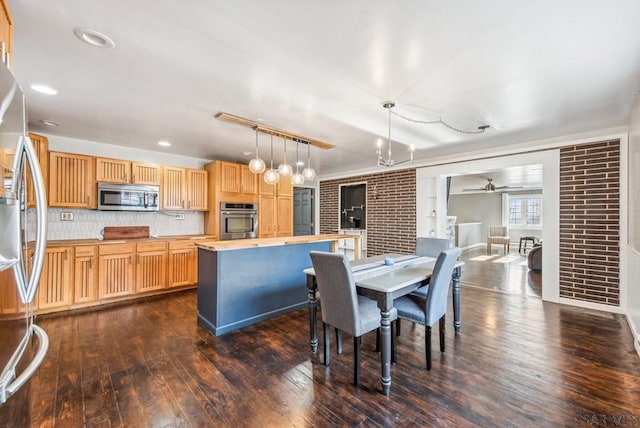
<box><xmin>302</xmin><ymin>143</ymin><xmax>316</xmax><ymax>180</ymax></box>
<box><xmin>264</xmin><ymin>135</ymin><xmax>280</xmax><ymax>184</ymax></box>
<box><xmin>291</xmin><ymin>139</ymin><xmax>305</xmax><ymax>185</ymax></box>
<box><xmin>248</xmin><ymin>129</ymin><xmax>266</xmax><ymax>174</ymax></box>
<box><xmin>277</xmin><ymin>137</ymin><xmax>293</xmax><ymax>176</ymax></box>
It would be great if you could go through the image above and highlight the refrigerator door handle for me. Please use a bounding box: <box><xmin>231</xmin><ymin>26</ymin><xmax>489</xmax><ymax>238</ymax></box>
<box><xmin>0</xmin><ymin>325</ymin><xmax>49</xmax><ymax>404</ymax></box>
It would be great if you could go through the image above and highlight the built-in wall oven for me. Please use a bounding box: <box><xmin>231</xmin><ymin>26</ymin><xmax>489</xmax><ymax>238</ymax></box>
<box><xmin>219</xmin><ymin>202</ymin><xmax>258</xmax><ymax>240</ymax></box>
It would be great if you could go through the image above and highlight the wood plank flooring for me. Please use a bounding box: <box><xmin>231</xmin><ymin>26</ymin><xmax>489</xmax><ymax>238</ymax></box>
<box><xmin>1</xmin><ymin>263</ymin><xmax>639</xmax><ymax>427</ymax></box>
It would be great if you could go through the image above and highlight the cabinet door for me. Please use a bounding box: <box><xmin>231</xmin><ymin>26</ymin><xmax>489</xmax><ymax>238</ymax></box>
<box><xmin>0</xmin><ymin>148</ymin><xmax>14</xmax><ymax>200</ymax></box>
<box><xmin>162</xmin><ymin>166</ymin><xmax>186</xmax><ymax>210</ymax></box>
<box><xmin>187</xmin><ymin>169</ymin><xmax>208</xmax><ymax>210</ymax></box>
<box><xmin>96</xmin><ymin>157</ymin><xmax>130</xmax><ymax>183</ymax></box>
<box><xmin>131</xmin><ymin>162</ymin><xmax>161</xmax><ymax>185</ymax></box>
<box><xmin>277</xmin><ymin>175</ymin><xmax>293</xmax><ymax>197</ymax></box>
<box><xmin>74</xmin><ymin>245</ymin><xmax>97</xmax><ymax>304</ymax></box>
<box><xmin>0</xmin><ymin>0</ymin><xmax>12</xmax><ymax>69</ymax></box>
<box><xmin>37</xmin><ymin>247</ymin><xmax>73</xmax><ymax>311</ymax></box>
<box><xmin>276</xmin><ymin>196</ymin><xmax>293</xmax><ymax>237</ymax></box>
<box><xmin>168</xmin><ymin>248</ymin><xmax>196</xmax><ymax>287</ymax></box>
<box><xmin>219</xmin><ymin>161</ymin><xmax>241</xmax><ymax>193</ymax></box>
<box><xmin>136</xmin><ymin>250</ymin><xmax>167</xmax><ymax>292</ymax></box>
<box><xmin>99</xmin><ymin>253</ymin><xmax>134</xmax><ymax>299</ymax></box>
<box><xmin>258</xmin><ymin>194</ymin><xmax>276</xmax><ymax>238</ymax></box>
<box><xmin>26</xmin><ymin>133</ymin><xmax>48</xmax><ymax>208</ymax></box>
<box><xmin>0</xmin><ymin>268</ymin><xmax>26</xmax><ymax>315</ymax></box>
<box><xmin>49</xmin><ymin>151</ymin><xmax>96</xmax><ymax>208</ymax></box>
<box><xmin>239</xmin><ymin>164</ymin><xmax>257</xmax><ymax>194</ymax></box>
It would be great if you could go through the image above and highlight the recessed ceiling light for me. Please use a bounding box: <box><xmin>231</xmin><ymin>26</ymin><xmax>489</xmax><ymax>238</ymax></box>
<box><xmin>158</xmin><ymin>140</ymin><xmax>171</xmax><ymax>147</ymax></box>
<box><xmin>74</xmin><ymin>28</ymin><xmax>115</xmax><ymax>49</ymax></box>
<box><xmin>296</xmin><ymin>160</ymin><xmax>305</xmax><ymax>166</ymax></box>
<box><xmin>31</xmin><ymin>84</ymin><xmax>57</xmax><ymax>95</ymax></box>
<box><xmin>40</xmin><ymin>120</ymin><xmax>60</xmax><ymax>127</ymax></box>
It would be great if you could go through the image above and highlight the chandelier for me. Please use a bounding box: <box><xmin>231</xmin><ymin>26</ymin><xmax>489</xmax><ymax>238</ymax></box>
<box><xmin>376</xmin><ymin>101</ymin><xmax>490</xmax><ymax>167</ymax></box>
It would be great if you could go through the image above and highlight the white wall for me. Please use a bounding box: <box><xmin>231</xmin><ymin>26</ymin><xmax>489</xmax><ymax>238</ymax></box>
<box><xmin>627</xmin><ymin>97</ymin><xmax>640</xmax><ymax>354</ymax></box>
<box><xmin>448</xmin><ymin>193</ymin><xmax>502</xmax><ymax>243</ymax></box>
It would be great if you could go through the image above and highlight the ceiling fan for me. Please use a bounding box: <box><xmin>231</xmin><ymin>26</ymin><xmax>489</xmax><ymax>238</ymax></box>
<box><xmin>462</xmin><ymin>178</ymin><xmax>523</xmax><ymax>193</ymax></box>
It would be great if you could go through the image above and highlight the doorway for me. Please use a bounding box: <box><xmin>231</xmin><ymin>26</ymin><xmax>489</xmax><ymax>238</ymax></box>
<box><xmin>293</xmin><ymin>187</ymin><xmax>314</xmax><ymax>236</ymax></box>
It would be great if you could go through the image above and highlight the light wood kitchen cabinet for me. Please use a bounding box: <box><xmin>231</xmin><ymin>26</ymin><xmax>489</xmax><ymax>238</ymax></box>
<box><xmin>73</xmin><ymin>245</ymin><xmax>97</xmax><ymax>304</ymax></box>
<box><xmin>0</xmin><ymin>0</ymin><xmax>12</xmax><ymax>69</ymax></box>
<box><xmin>168</xmin><ymin>240</ymin><xmax>197</xmax><ymax>287</ymax></box>
<box><xmin>258</xmin><ymin>174</ymin><xmax>293</xmax><ymax>237</ymax></box>
<box><xmin>135</xmin><ymin>241</ymin><xmax>167</xmax><ymax>293</ymax></box>
<box><xmin>37</xmin><ymin>246</ymin><xmax>73</xmax><ymax>311</ymax></box>
<box><xmin>26</xmin><ymin>133</ymin><xmax>49</xmax><ymax>208</ymax></box>
<box><xmin>49</xmin><ymin>151</ymin><xmax>96</xmax><ymax>208</ymax></box>
<box><xmin>96</xmin><ymin>157</ymin><xmax>161</xmax><ymax>185</ymax></box>
<box><xmin>0</xmin><ymin>268</ymin><xmax>25</xmax><ymax>315</ymax></box>
<box><xmin>187</xmin><ymin>169</ymin><xmax>208</xmax><ymax>210</ymax></box>
<box><xmin>162</xmin><ymin>166</ymin><xmax>186</xmax><ymax>209</ymax></box>
<box><xmin>98</xmin><ymin>243</ymin><xmax>135</xmax><ymax>299</ymax></box>
<box><xmin>219</xmin><ymin>161</ymin><xmax>257</xmax><ymax>194</ymax></box>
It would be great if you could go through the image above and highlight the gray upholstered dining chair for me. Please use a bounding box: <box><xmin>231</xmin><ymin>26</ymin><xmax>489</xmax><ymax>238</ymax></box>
<box><xmin>415</xmin><ymin>237</ymin><xmax>451</xmax><ymax>258</ymax></box>
<box><xmin>393</xmin><ymin>247</ymin><xmax>461</xmax><ymax>370</ymax></box>
<box><xmin>309</xmin><ymin>251</ymin><xmax>397</xmax><ymax>386</ymax></box>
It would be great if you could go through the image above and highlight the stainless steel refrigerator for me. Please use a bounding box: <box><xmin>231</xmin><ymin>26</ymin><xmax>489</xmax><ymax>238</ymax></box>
<box><xmin>0</xmin><ymin>60</ymin><xmax>48</xmax><ymax>405</ymax></box>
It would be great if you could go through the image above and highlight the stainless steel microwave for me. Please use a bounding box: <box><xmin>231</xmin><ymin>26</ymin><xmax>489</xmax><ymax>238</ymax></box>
<box><xmin>97</xmin><ymin>183</ymin><xmax>160</xmax><ymax>211</ymax></box>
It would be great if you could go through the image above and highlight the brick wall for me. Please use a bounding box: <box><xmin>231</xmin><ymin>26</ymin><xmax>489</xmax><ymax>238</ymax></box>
<box><xmin>320</xmin><ymin>169</ymin><xmax>416</xmax><ymax>256</ymax></box>
<box><xmin>559</xmin><ymin>140</ymin><xmax>620</xmax><ymax>305</ymax></box>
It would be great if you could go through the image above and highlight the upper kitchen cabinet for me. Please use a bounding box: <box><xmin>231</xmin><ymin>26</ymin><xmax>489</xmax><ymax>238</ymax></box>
<box><xmin>49</xmin><ymin>151</ymin><xmax>96</xmax><ymax>208</ymax></box>
<box><xmin>96</xmin><ymin>157</ymin><xmax>161</xmax><ymax>185</ymax></box>
<box><xmin>162</xmin><ymin>166</ymin><xmax>207</xmax><ymax>210</ymax></box>
<box><xmin>218</xmin><ymin>161</ymin><xmax>257</xmax><ymax>195</ymax></box>
<box><xmin>26</xmin><ymin>133</ymin><xmax>49</xmax><ymax>208</ymax></box>
<box><xmin>0</xmin><ymin>0</ymin><xmax>12</xmax><ymax>69</ymax></box>
<box><xmin>187</xmin><ymin>168</ymin><xmax>208</xmax><ymax>210</ymax></box>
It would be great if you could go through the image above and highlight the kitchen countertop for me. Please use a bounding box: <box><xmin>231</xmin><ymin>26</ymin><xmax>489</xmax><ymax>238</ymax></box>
<box><xmin>46</xmin><ymin>235</ymin><xmax>216</xmax><ymax>247</ymax></box>
<box><xmin>196</xmin><ymin>234</ymin><xmax>358</xmax><ymax>251</ymax></box>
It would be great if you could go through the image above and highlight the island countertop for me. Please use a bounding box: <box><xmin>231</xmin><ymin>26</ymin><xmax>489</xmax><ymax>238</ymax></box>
<box><xmin>195</xmin><ymin>233</ymin><xmax>361</xmax><ymax>255</ymax></box>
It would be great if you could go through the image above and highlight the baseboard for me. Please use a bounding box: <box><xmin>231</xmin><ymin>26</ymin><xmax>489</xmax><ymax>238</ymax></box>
<box><xmin>626</xmin><ymin>313</ymin><xmax>640</xmax><ymax>357</ymax></box>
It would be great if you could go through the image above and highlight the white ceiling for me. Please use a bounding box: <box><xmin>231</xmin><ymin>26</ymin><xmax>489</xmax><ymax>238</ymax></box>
<box><xmin>449</xmin><ymin>165</ymin><xmax>543</xmax><ymax>194</ymax></box>
<box><xmin>9</xmin><ymin>1</ymin><xmax>640</xmax><ymax>177</ymax></box>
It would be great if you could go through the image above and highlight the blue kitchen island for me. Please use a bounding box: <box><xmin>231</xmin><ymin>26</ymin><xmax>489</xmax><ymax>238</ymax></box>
<box><xmin>196</xmin><ymin>234</ymin><xmax>358</xmax><ymax>336</ymax></box>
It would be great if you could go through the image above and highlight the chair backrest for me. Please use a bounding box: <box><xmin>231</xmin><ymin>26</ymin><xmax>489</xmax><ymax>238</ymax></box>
<box><xmin>309</xmin><ymin>251</ymin><xmax>360</xmax><ymax>336</ymax></box>
<box><xmin>424</xmin><ymin>247</ymin><xmax>462</xmax><ymax>326</ymax></box>
<box><xmin>415</xmin><ymin>237</ymin><xmax>450</xmax><ymax>258</ymax></box>
<box><xmin>488</xmin><ymin>226</ymin><xmax>508</xmax><ymax>237</ymax></box>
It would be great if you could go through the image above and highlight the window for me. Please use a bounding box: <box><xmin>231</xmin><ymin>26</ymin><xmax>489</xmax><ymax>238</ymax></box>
<box><xmin>508</xmin><ymin>196</ymin><xmax>542</xmax><ymax>227</ymax></box>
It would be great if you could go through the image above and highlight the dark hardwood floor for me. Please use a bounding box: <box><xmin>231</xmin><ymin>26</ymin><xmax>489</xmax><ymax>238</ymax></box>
<box><xmin>1</xmin><ymin>257</ymin><xmax>639</xmax><ymax>427</ymax></box>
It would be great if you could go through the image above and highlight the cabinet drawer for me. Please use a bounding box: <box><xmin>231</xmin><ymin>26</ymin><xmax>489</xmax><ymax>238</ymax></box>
<box><xmin>136</xmin><ymin>241</ymin><xmax>168</xmax><ymax>252</ymax></box>
<box><xmin>99</xmin><ymin>243</ymin><xmax>135</xmax><ymax>255</ymax></box>
<box><xmin>168</xmin><ymin>240</ymin><xmax>195</xmax><ymax>250</ymax></box>
<box><xmin>75</xmin><ymin>245</ymin><xmax>97</xmax><ymax>257</ymax></box>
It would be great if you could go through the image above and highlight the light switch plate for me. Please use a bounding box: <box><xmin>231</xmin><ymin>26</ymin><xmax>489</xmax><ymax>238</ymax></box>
<box><xmin>176</xmin><ymin>214</ymin><xmax>185</xmax><ymax>220</ymax></box>
<box><xmin>60</xmin><ymin>212</ymin><xmax>74</xmax><ymax>221</ymax></box>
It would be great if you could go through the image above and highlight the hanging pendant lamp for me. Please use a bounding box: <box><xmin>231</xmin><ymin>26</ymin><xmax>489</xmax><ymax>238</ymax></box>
<box><xmin>277</xmin><ymin>137</ymin><xmax>293</xmax><ymax>176</ymax></box>
<box><xmin>264</xmin><ymin>135</ymin><xmax>280</xmax><ymax>184</ymax></box>
<box><xmin>291</xmin><ymin>139</ymin><xmax>305</xmax><ymax>186</ymax></box>
<box><xmin>302</xmin><ymin>142</ymin><xmax>316</xmax><ymax>180</ymax></box>
<box><xmin>248</xmin><ymin>129</ymin><xmax>266</xmax><ymax>174</ymax></box>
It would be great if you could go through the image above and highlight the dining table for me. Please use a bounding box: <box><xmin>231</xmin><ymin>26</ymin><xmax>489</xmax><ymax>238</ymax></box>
<box><xmin>303</xmin><ymin>253</ymin><xmax>464</xmax><ymax>396</ymax></box>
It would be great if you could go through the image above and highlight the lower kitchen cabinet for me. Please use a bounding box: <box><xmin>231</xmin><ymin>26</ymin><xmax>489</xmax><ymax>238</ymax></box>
<box><xmin>136</xmin><ymin>242</ymin><xmax>168</xmax><ymax>292</ymax></box>
<box><xmin>98</xmin><ymin>243</ymin><xmax>135</xmax><ymax>299</ymax></box>
<box><xmin>74</xmin><ymin>245</ymin><xmax>98</xmax><ymax>304</ymax></box>
<box><xmin>168</xmin><ymin>240</ymin><xmax>197</xmax><ymax>287</ymax></box>
<box><xmin>0</xmin><ymin>268</ymin><xmax>26</xmax><ymax>315</ymax></box>
<box><xmin>37</xmin><ymin>246</ymin><xmax>73</xmax><ymax>311</ymax></box>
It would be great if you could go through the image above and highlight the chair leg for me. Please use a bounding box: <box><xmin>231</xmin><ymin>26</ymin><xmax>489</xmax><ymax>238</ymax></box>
<box><xmin>487</xmin><ymin>242</ymin><xmax>490</xmax><ymax>254</ymax></box>
<box><xmin>391</xmin><ymin>321</ymin><xmax>396</xmax><ymax>364</ymax></box>
<box><xmin>396</xmin><ymin>318</ymin><xmax>401</xmax><ymax>336</ymax></box>
<box><xmin>425</xmin><ymin>325</ymin><xmax>432</xmax><ymax>371</ymax></box>
<box><xmin>439</xmin><ymin>315</ymin><xmax>445</xmax><ymax>352</ymax></box>
<box><xmin>353</xmin><ymin>336</ymin><xmax>361</xmax><ymax>386</ymax></box>
<box><xmin>323</xmin><ymin>322</ymin><xmax>330</xmax><ymax>366</ymax></box>
<box><xmin>375</xmin><ymin>328</ymin><xmax>380</xmax><ymax>352</ymax></box>
<box><xmin>336</xmin><ymin>328</ymin><xmax>343</xmax><ymax>354</ymax></box>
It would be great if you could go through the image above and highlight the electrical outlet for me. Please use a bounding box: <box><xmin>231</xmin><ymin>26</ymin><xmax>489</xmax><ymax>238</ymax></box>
<box><xmin>60</xmin><ymin>212</ymin><xmax>74</xmax><ymax>221</ymax></box>
<box><xmin>176</xmin><ymin>214</ymin><xmax>185</xmax><ymax>220</ymax></box>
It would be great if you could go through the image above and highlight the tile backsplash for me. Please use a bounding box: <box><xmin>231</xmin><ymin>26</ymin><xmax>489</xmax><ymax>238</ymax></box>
<box><xmin>28</xmin><ymin>208</ymin><xmax>204</xmax><ymax>241</ymax></box>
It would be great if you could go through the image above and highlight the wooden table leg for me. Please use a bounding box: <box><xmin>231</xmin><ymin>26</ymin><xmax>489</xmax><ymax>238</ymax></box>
<box><xmin>307</xmin><ymin>274</ymin><xmax>318</xmax><ymax>354</ymax></box>
<box><xmin>452</xmin><ymin>266</ymin><xmax>462</xmax><ymax>333</ymax></box>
